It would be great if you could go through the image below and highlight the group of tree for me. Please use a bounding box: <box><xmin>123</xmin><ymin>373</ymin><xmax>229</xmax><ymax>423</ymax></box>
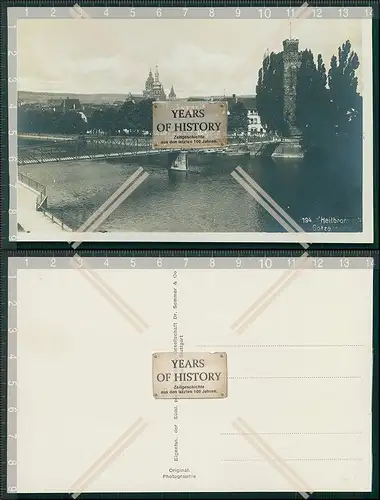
<box><xmin>18</xmin><ymin>97</ymin><xmax>249</xmax><ymax>136</ymax></box>
<box><xmin>18</xmin><ymin>108</ymin><xmax>88</xmax><ymax>135</ymax></box>
<box><xmin>256</xmin><ymin>40</ymin><xmax>362</xmax><ymax>162</ymax></box>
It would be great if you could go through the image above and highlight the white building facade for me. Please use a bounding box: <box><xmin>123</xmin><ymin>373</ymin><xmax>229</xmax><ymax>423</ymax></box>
<box><xmin>247</xmin><ymin>109</ymin><xmax>265</xmax><ymax>135</ymax></box>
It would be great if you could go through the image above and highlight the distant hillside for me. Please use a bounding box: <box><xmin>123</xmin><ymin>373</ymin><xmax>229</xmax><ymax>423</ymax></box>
<box><xmin>18</xmin><ymin>91</ymin><xmax>142</xmax><ymax>104</ymax></box>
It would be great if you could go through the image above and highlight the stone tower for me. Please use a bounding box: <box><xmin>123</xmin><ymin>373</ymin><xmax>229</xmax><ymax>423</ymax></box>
<box><xmin>282</xmin><ymin>39</ymin><xmax>301</xmax><ymax>136</ymax></box>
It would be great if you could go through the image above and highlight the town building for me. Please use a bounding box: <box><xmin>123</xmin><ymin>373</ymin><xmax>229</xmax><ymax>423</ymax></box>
<box><xmin>247</xmin><ymin>109</ymin><xmax>265</xmax><ymax>135</ymax></box>
<box><xmin>228</xmin><ymin>94</ymin><xmax>265</xmax><ymax>135</ymax></box>
<box><xmin>143</xmin><ymin>66</ymin><xmax>175</xmax><ymax>101</ymax></box>
<box><xmin>49</xmin><ymin>97</ymin><xmax>82</xmax><ymax>113</ymax></box>
<box><xmin>186</xmin><ymin>93</ymin><xmax>265</xmax><ymax>135</ymax></box>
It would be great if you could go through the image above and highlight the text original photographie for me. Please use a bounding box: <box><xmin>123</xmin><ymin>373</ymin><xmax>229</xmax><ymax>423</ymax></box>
<box><xmin>9</xmin><ymin>7</ymin><xmax>373</xmax><ymax>242</ymax></box>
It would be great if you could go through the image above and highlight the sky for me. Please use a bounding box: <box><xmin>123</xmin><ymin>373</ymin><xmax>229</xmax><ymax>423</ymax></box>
<box><xmin>17</xmin><ymin>17</ymin><xmax>365</xmax><ymax>96</ymax></box>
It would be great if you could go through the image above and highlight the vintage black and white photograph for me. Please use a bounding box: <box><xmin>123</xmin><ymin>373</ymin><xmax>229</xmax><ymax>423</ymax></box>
<box><xmin>11</xmin><ymin>8</ymin><xmax>373</xmax><ymax>242</ymax></box>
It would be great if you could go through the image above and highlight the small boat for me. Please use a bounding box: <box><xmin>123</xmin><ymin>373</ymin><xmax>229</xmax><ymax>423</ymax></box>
<box><xmin>170</xmin><ymin>151</ymin><xmax>188</xmax><ymax>172</ymax></box>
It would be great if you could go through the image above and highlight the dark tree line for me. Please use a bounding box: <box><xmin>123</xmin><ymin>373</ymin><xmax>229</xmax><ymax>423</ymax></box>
<box><xmin>18</xmin><ymin>109</ymin><xmax>88</xmax><ymax>135</ymax></box>
<box><xmin>256</xmin><ymin>40</ymin><xmax>362</xmax><ymax>162</ymax></box>
<box><xmin>18</xmin><ymin>97</ymin><xmax>249</xmax><ymax>136</ymax></box>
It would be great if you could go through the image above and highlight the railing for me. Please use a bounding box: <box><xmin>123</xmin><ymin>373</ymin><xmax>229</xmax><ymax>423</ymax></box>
<box><xmin>17</xmin><ymin>133</ymin><xmax>278</xmax><ymax>165</ymax></box>
<box><xmin>37</xmin><ymin>207</ymin><xmax>72</xmax><ymax>232</ymax></box>
<box><xmin>17</xmin><ymin>172</ymin><xmax>72</xmax><ymax>232</ymax></box>
<box><xmin>18</xmin><ymin>172</ymin><xmax>47</xmax><ymax>200</ymax></box>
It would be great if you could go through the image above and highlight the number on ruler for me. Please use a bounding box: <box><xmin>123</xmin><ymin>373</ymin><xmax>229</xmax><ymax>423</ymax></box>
<box><xmin>157</xmin><ymin>8</ymin><xmax>162</xmax><ymax>17</ymax></box>
<box><xmin>157</xmin><ymin>258</ymin><xmax>163</xmax><ymax>268</ymax></box>
<box><xmin>210</xmin><ymin>258</ymin><xmax>215</xmax><ymax>268</ymax></box>
<box><xmin>50</xmin><ymin>7</ymin><xmax>56</xmax><ymax>17</ymax></box>
<box><xmin>50</xmin><ymin>257</ymin><xmax>56</xmax><ymax>268</ymax></box>
<box><xmin>184</xmin><ymin>258</ymin><xmax>188</xmax><ymax>267</ymax></box>
<box><xmin>236</xmin><ymin>258</ymin><xmax>242</xmax><ymax>268</ymax></box>
<box><xmin>104</xmin><ymin>8</ymin><xmax>109</xmax><ymax>16</ymax></box>
<box><xmin>209</xmin><ymin>8</ymin><xmax>215</xmax><ymax>17</ymax></box>
<box><xmin>313</xmin><ymin>8</ymin><xmax>322</xmax><ymax>17</ymax></box>
<box><xmin>340</xmin><ymin>258</ymin><xmax>350</xmax><ymax>268</ymax></box>
<box><xmin>338</xmin><ymin>8</ymin><xmax>348</xmax><ymax>18</ymax></box>
<box><xmin>287</xmin><ymin>8</ymin><xmax>295</xmax><ymax>17</ymax></box>
<box><xmin>104</xmin><ymin>258</ymin><xmax>109</xmax><ymax>267</ymax></box>
<box><xmin>312</xmin><ymin>258</ymin><xmax>323</xmax><ymax>268</ymax></box>
<box><xmin>259</xmin><ymin>258</ymin><xmax>272</xmax><ymax>269</ymax></box>
<box><xmin>130</xmin><ymin>8</ymin><xmax>135</xmax><ymax>17</ymax></box>
<box><xmin>258</xmin><ymin>8</ymin><xmax>271</xmax><ymax>18</ymax></box>
<box><xmin>183</xmin><ymin>7</ymin><xmax>188</xmax><ymax>16</ymax></box>
<box><xmin>235</xmin><ymin>8</ymin><xmax>241</xmax><ymax>17</ymax></box>
<box><xmin>130</xmin><ymin>258</ymin><xmax>136</xmax><ymax>268</ymax></box>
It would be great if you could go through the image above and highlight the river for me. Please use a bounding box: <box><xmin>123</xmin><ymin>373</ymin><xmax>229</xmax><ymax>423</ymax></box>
<box><xmin>18</xmin><ymin>153</ymin><xmax>362</xmax><ymax>233</ymax></box>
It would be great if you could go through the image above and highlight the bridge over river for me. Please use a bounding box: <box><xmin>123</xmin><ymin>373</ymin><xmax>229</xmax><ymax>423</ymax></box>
<box><xmin>18</xmin><ymin>133</ymin><xmax>276</xmax><ymax>165</ymax></box>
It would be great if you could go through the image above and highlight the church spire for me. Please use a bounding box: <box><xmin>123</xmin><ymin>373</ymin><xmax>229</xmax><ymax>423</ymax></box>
<box><xmin>155</xmin><ymin>66</ymin><xmax>160</xmax><ymax>82</ymax></box>
<box><xmin>169</xmin><ymin>85</ymin><xmax>176</xmax><ymax>100</ymax></box>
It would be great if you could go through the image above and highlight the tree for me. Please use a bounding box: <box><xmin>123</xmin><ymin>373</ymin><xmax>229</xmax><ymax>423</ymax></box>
<box><xmin>296</xmin><ymin>50</ymin><xmax>331</xmax><ymax>154</ymax></box>
<box><xmin>256</xmin><ymin>52</ymin><xmax>286</xmax><ymax>134</ymax></box>
<box><xmin>118</xmin><ymin>100</ymin><xmax>139</xmax><ymax>133</ymax></box>
<box><xmin>136</xmin><ymin>99</ymin><xmax>154</xmax><ymax>134</ymax></box>
<box><xmin>327</xmin><ymin>40</ymin><xmax>361</xmax><ymax>161</ymax></box>
<box><xmin>228</xmin><ymin>101</ymin><xmax>248</xmax><ymax>133</ymax></box>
